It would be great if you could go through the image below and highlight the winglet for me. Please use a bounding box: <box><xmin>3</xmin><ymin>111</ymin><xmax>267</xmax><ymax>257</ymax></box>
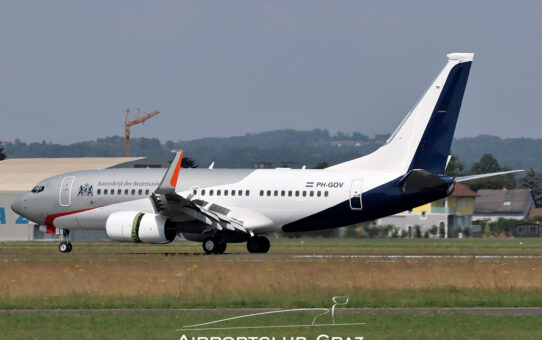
<box><xmin>156</xmin><ymin>151</ymin><xmax>184</xmax><ymax>194</ymax></box>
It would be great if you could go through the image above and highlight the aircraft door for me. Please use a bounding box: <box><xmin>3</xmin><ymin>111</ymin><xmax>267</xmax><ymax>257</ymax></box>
<box><xmin>59</xmin><ymin>176</ymin><xmax>75</xmax><ymax>207</ymax></box>
<box><xmin>349</xmin><ymin>179</ymin><xmax>363</xmax><ymax>210</ymax></box>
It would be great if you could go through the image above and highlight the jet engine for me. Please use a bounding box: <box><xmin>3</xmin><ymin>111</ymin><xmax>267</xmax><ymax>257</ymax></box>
<box><xmin>105</xmin><ymin>211</ymin><xmax>176</xmax><ymax>243</ymax></box>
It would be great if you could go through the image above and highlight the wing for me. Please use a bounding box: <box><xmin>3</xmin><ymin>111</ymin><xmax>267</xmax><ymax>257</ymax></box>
<box><xmin>151</xmin><ymin>151</ymin><xmax>254</xmax><ymax>237</ymax></box>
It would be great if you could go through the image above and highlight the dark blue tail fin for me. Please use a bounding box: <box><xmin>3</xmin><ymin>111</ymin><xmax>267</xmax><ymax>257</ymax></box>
<box><xmin>408</xmin><ymin>58</ymin><xmax>472</xmax><ymax>174</ymax></box>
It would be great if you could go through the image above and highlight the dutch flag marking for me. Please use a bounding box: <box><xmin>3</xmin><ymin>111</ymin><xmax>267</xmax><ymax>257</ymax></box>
<box><xmin>306</xmin><ymin>182</ymin><xmax>314</xmax><ymax>188</ymax></box>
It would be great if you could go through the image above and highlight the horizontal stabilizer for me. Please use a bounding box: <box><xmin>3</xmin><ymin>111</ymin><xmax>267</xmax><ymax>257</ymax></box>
<box><xmin>456</xmin><ymin>170</ymin><xmax>524</xmax><ymax>182</ymax></box>
<box><xmin>399</xmin><ymin>169</ymin><xmax>447</xmax><ymax>192</ymax></box>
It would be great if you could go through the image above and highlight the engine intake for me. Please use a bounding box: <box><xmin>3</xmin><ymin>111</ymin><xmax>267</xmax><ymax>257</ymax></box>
<box><xmin>105</xmin><ymin>211</ymin><xmax>176</xmax><ymax>243</ymax></box>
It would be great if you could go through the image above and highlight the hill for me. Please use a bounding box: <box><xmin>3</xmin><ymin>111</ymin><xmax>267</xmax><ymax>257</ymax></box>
<box><xmin>3</xmin><ymin>131</ymin><xmax>542</xmax><ymax>171</ymax></box>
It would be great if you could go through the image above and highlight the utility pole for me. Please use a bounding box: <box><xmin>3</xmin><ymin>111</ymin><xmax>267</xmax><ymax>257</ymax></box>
<box><xmin>124</xmin><ymin>108</ymin><xmax>159</xmax><ymax>157</ymax></box>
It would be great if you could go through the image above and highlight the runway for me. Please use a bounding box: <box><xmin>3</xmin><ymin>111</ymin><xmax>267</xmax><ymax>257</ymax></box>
<box><xmin>3</xmin><ymin>251</ymin><xmax>542</xmax><ymax>262</ymax></box>
<box><xmin>2</xmin><ymin>307</ymin><xmax>542</xmax><ymax>315</ymax></box>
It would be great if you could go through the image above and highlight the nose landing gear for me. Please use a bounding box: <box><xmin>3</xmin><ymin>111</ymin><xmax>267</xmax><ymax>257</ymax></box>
<box><xmin>59</xmin><ymin>242</ymin><xmax>72</xmax><ymax>253</ymax></box>
<box><xmin>58</xmin><ymin>229</ymin><xmax>72</xmax><ymax>253</ymax></box>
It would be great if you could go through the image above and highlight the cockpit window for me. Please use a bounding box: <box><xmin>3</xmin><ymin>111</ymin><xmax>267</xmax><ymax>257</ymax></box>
<box><xmin>31</xmin><ymin>186</ymin><xmax>45</xmax><ymax>193</ymax></box>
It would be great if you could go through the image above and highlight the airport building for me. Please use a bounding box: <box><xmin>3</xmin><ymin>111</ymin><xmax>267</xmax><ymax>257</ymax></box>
<box><xmin>0</xmin><ymin>157</ymin><xmax>167</xmax><ymax>241</ymax></box>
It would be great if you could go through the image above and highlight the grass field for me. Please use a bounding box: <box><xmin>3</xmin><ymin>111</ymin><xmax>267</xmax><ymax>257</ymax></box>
<box><xmin>1</xmin><ymin>312</ymin><xmax>541</xmax><ymax>340</ymax></box>
<box><xmin>1</xmin><ymin>239</ymin><xmax>541</xmax><ymax>310</ymax></box>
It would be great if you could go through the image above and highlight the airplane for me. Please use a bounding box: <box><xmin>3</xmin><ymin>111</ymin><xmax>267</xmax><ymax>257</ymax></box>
<box><xmin>10</xmin><ymin>52</ymin><xmax>522</xmax><ymax>254</ymax></box>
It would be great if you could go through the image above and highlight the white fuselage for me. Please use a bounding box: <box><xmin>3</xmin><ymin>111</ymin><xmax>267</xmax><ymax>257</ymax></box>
<box><xmin>14</xmin><ymin>167</ymin><xmax>401</xmax><ymax>234</ymax></box>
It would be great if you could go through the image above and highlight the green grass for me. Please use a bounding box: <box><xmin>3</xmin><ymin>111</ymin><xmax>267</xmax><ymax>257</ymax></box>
<box><xmin>2</xmin><ymin>288</ymin><xmax>542</xmax><ymax>310</ymax></box>
<box><xmin>1</xmin><ymin>312</ymin><xmax>541</xmax><ymax>340</ymax></box>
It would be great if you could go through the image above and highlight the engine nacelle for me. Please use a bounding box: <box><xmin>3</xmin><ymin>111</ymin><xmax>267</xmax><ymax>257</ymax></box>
<box><xmin>105</xmin><ymin>211</ymin><xmax>176</xmax><ymax>244</ymax></box>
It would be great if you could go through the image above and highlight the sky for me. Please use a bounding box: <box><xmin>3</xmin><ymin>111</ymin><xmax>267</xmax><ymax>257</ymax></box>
<box><xmin>1</xmin><ymin>1</ymin><xmax>541</xmax><ymax>144</ymax></box>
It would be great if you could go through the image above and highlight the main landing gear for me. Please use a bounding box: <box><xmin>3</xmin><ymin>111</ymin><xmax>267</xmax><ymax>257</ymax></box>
<box><xmin>247</xmin><ymin>236</ymin><xmax>270</xmax><ymax>254</ymax></box>
<box><xmin>202</xmin><ymin>237</ymin><xmax>227</xmax><ymax>254</ymax></box>
<box><xmin>59</xmin><ymin>229</ymin><xmax>72</xmax><ymax>253</ymax></box>
<box><xmin>201</xmin><ymin>235</ymin><xmax>271</xmax><ymax>254</ymax></box>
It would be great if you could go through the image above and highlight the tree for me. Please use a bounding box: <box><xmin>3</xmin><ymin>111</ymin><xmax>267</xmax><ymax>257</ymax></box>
<box><xmin>518</xmin><ymin>168</ymin><xmax>542</xmax><ymax>207</ymax></box>
<box><xmin>445</xmin><ymin>154</ymin><xmax>464</xmax><ymax>177</ymax></box>
<box><xmin>314</xmin><ymin>162</ymin><xmax>329</xmax><ymax>169</ymax></box>
<box><xmin>471</xmin><ymin>154</ymin><xmax>501</xmax><ymax>173</ymax></box>
<box><xmin>181</xmin><ymin>156</ymin><xmax>198</xmax><ymax>168</ymax></box>
<box><xmin>0</xmin><ymin>146</ymin><xmax>5</xmax><ymax>161</ymax></box>
<box><xmin>467</xmin><ymin>154</ymin><xmax>515</xmax><ymax>191</ymax></box>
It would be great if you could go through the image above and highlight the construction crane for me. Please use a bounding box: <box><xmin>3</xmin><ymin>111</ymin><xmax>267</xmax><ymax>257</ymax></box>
<box><xmin>124</xmin><ymin>108</ymin><xmax>159</xmax><ymax>157</ymax></box>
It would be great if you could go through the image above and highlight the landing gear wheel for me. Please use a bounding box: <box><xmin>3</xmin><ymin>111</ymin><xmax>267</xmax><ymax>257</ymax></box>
<box><xmin>202</xmin><ymin>237</ymin><xmax>218</xmax><ymax>254</ymax></box>
<box><xmin>59</xmin><ymin>242</ymin><xmax>72</xmax><ymax>253</ymax></box>
<box><xmin>214</xmin><ymin>241</ymin><xmax>227</xmax><ymax>254</ymax></box>
<box><xmin>247</xmin><ymin>236</ymin><xmax>270</xmax><ymax>254</ymax></box>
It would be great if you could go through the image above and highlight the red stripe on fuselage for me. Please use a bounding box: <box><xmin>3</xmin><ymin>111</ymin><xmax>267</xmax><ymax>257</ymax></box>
<box><xmin>45</xmin><ymin>206</ymin><xmax>102</xmax><ymax>231</ymax></box>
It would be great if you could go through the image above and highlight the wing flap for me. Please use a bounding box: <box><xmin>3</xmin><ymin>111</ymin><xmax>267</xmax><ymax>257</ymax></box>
<box><xmin>151</xmin><ymin>150</ymin><xmax>253</xmax><ymax>237</ymax></box>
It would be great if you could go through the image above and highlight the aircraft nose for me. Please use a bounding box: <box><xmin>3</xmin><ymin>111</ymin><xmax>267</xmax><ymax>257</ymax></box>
<box><xmin>11</xmin><ymin>195</ymin><xmax>26</xmax><ymax>216</ymax></box>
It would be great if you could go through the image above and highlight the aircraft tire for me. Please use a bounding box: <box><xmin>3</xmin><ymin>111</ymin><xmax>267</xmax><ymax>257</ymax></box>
<box><xmin>214</xmin><ymin>241</ymin><xmax>227</xmax><ymax>254</ymax></box>
<box><xmin>59</xmin><ymin>242</ymin><xmax>72</xmax><ymax>253</ymax></box>
<box><xmin>247</xmin><ymin>236</ymin><xmax>270</xmax><ymax>254</ymax></box>
<box><xmin>202</xmin><ymin>237</ymin><xmax>217</xmax><ymax>254</ymax></box>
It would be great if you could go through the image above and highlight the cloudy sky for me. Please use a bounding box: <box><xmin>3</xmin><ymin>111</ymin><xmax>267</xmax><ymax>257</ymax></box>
<box><xmin>1</xmin><ymin>1</ymin><xmax>541</xmax><ymax>143</ymax></box>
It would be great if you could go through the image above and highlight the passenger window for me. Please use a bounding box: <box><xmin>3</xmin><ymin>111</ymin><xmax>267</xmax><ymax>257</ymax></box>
<box><xmin>124</xmin><ymin>189</ymin><xmax>128</xmax><ymax>195</ymax></box>
<box><xmin>324</xmin><ymin>191</ymin><xmax>329</xmax><ymax>197</ymax></box>
<box><xmin>97</xmin><ymin>189</ymin><xmax>102</xmax><ymax>195</ymax></box>
<box><xmin>317</xmin><ymin>191</ymin><xmax>321</xmax><ymax>197</ymax></box>
<box><xmin>193</xmin><ymin>189</ymin><xmax>197</xmax><ymax>195</ymax></box>
<box><xmin>245</xmin><ymin>190</ymin><xmax>249</xmax><ymax>196</ymax></box>
<box><xmin>145</xmin><ymin>189</ymin><xmax>149</xmax><ymax>195</ymax></box>
<box><xmin>295</xmin><ymin>191</ymin><xmax>299</xmax><ymax>197</ymax></box>
<box><xmin>238</xmin><ymin>190</ymin><xmax>243</xmax><ymax>196</ymax></box>
<box><xmin>104</xmin><ymin>189</ymin><xmax>108</xmax><ymax>195</ymax></box>
<box><xmin>288</xmin><ymin>190</ymin><xmax>292</xmax><ymax>197</ymax></box>
<box><xmin>218</xmin><ymin>190</ymin><xmax>222</xmax><ymax>196</ymax></box>
<box><xmin>302</xmin><ymin>191</ymin><xmax>307</xmax><ymax>197</ymax></box>
<box><xmin>118</xmin><ymin>189</ymin><xmax>122</xmax><ymax>195</ymax></box>
<box><xmin>274</xmin><ymin>190</ymin><xmax>278</xmax><ymax>196</ymax></box>
<box><xmin>267</xmin><ymin>190</ymin><xmax>271</xmax><ymax>196</ymax></box>
<box><xmin>260</xmin><ymin>190</ymin><xmax>264</xmax><ymax>196</ymax></box>
<box><xmin>138</xmin><ymin>189</ymin><xmax>142</xmax><ymax>195</ymax></box>
<box><xmin>210</xmin><ymin>190</ymin><xmax>214</xmax><ymax>196</ymax></box>
<box><xmin>310</xmin><ymin>191</ymin><xmax>314</xmax><ymax>197</ymax></box>
<box><xmin>281</xmin><ymin>190</ymin><xmax>285</xmax><ymax>197</ymax></box>
<box><xmin>110</xmin><ymin>189</ymin><xmax>115</xmax><ymax>195</ymax></box>
<box><xmin>224</xmin><ymin>190</ymin><xmax>228</xmax><ymax>196</ymax></box>
<box><xmin>232</xmin><ymin>190</ymin><xmax>236</xmax><ymax>196</ymax></box>
<box><xmin>131</xmin><ymin>189</ymin><xmax>135</xmax><ymax>195</ymax></box>
<box><xmin>201</xmin><ymin>189</ymin><xmax>206</xmax><ymax>196</ymax></box>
